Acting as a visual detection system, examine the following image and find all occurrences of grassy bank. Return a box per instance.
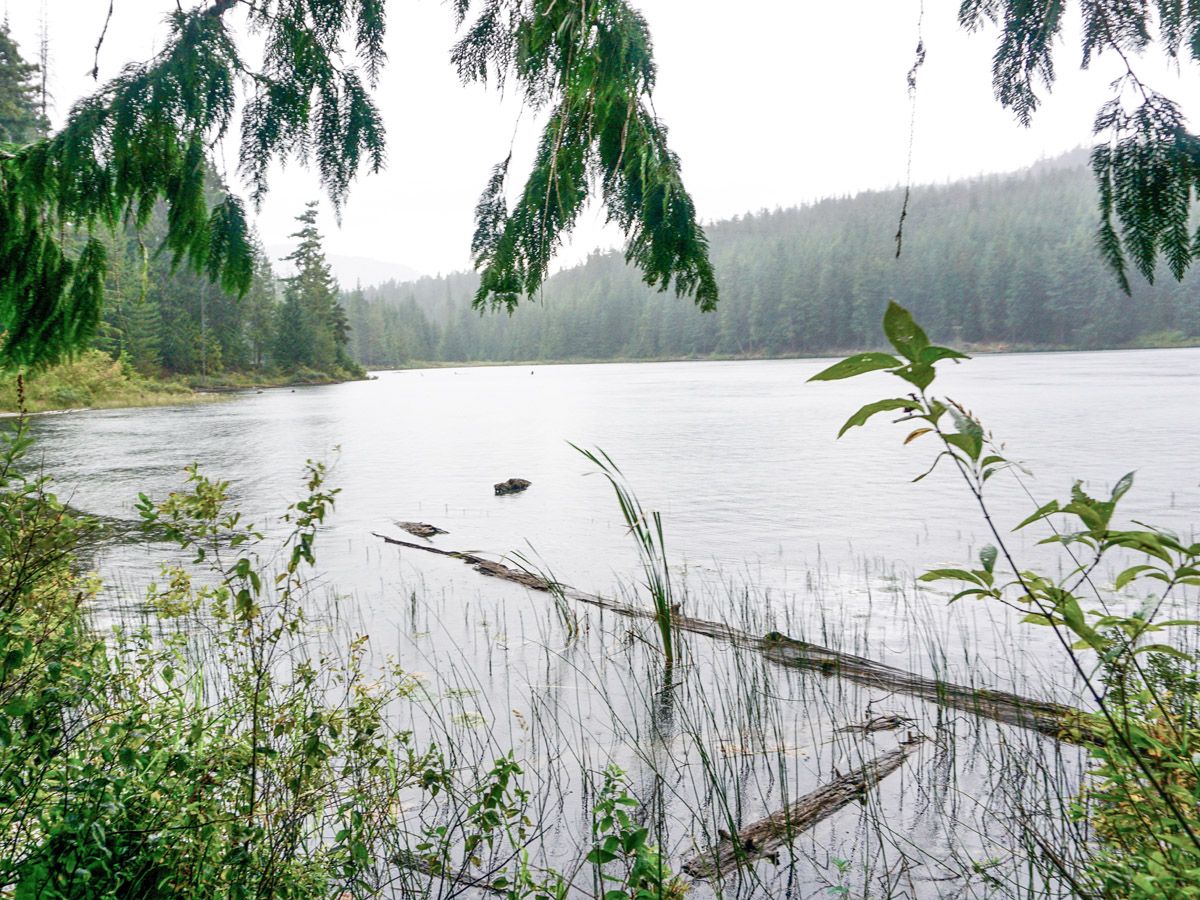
[1,351,367,414]
[1,351,198,413]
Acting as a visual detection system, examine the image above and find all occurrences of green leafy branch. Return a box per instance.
[812,301,1200,881]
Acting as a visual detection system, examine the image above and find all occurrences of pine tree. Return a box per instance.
[0,0,717,370]
[0,22,47,143]
[275,203,349,373]
[243,244,278,370]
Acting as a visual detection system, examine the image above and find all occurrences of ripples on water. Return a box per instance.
[27,348,1200,896]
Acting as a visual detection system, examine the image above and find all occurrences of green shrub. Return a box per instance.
[814,302,1200,897]
[0,415,679,897]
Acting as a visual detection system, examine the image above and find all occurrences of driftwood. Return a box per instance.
[371,533,550,590]
[371,533,1099,744]
[836,714,914,734]
[391,849,504,895]
[681,738,924,879]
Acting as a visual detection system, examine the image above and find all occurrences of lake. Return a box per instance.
[26,347,1200,896]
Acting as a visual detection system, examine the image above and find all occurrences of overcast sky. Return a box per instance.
[6,1,1200,279]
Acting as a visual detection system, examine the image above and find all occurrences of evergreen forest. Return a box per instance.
[346,152,1199,368]
[1,21,360,389]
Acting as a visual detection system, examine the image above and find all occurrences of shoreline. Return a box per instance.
[1,352,368,416]
[370,337,1200,372]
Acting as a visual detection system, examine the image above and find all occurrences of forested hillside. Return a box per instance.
[346,153,1200,367]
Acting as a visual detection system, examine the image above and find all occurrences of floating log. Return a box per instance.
[395,521,448,539]
[494,477,531,496]
[370,533,1099,744]
[681,739,923,879]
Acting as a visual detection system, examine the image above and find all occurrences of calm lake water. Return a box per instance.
[23,348,1200,897]
[33,347,1200,613]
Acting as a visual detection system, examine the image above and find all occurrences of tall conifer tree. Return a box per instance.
[0,22,47,143]
[276,203,352,373]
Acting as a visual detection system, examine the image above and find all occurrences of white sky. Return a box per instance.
[6,1,1200,278]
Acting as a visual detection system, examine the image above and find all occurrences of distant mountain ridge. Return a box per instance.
[341,152,1199,366]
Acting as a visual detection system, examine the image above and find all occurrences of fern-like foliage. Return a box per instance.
[455,0,718,312]
[0,1,386,369]
[1,0,715,368]
[961,0,1200,290]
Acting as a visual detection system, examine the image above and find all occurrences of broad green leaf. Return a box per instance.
[949,588,991,602]
[1110,471,1135,504]
[837,398,917,437]
[949,406,984,439]
[1062,500,1103,532]
[944,432,982,461]
[919,345,970,364]
[979,544,997,573]
[808,352,902,381]
[894,362,935,390]
[919,568,983,584]
[882,301,930,361]
[1059,595,1086,630]
[1114,564,1156,590]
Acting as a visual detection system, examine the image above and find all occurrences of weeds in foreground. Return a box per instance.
[0,414,684,898]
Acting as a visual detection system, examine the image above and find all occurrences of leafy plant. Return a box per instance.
[587,765,686,900]
[0,416,688,897]
[812,301,1200,896]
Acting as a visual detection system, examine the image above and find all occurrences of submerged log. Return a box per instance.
[681,738,923,879]
[391,849,505,895]
[370,533,1100,744]
[494,477,531,495]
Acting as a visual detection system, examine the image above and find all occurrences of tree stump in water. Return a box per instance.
[494,478,531,495]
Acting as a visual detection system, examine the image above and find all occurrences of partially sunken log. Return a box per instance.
[494,477,531,495]
[395,521,448,539]
[391,849,504,895]
[681,739,923,879]
[369,533,1100,745]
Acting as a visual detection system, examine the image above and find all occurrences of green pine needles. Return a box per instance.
[0,0,718,371]
[455,0,718,314]
[962,0,1200,292]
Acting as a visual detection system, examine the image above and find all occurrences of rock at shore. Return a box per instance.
[494,478,531,496]
[395,521,448,539]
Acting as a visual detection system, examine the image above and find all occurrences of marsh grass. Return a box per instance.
[574,444,678,668]
[355,530,1105,897]
[79,474,1113,897]
[0,350,200,413]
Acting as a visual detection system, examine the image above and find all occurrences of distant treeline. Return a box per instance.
[343,153,1200,367]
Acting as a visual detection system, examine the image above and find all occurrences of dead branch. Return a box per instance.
[371,532,1100,744]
